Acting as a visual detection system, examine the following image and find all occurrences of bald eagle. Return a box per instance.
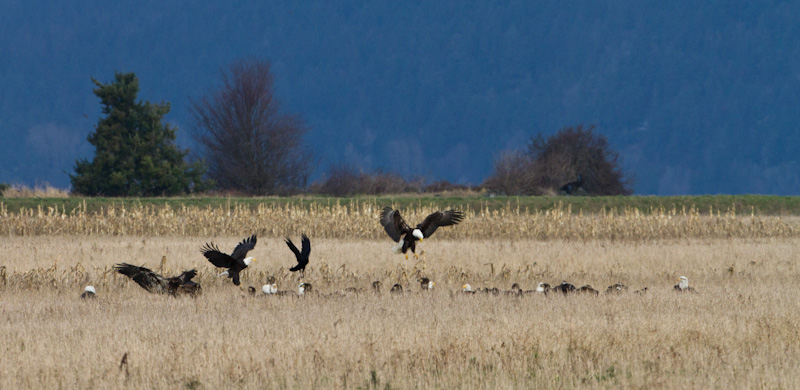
[552,281,576,295]
[81,285,96,299]
[462,284,476,294]
[674,276,696,292]
[390,283,404,294]
[578,285,599,295]
[201,234,257,286]
[114,263,201,296]
[606,283,628,294]
[380,207,464,259]
[536,282,551,294]
[285,234,310,277]
[419,277,435,290]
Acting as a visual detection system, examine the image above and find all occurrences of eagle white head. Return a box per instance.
[412,228,424,241]
[262,284,277,294]
[84,286,96,294]
[462,284,473,292]
[298,283,307,295]
[427,281,435,290]
[678,276,689,290]
[536,283,547,292]
[243,257,255,266]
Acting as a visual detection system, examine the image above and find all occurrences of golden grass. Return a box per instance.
[1,183,70,198]
[1,235,799,389]
[2,200,799,240]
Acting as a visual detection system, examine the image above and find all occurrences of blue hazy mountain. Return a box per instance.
[2,2,798,195]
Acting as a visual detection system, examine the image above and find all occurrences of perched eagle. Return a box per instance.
[285,234,311,277]
[390,284,404,294]
[674,276,696,292]
[81,285,96,299]
[606,283,628,294]
[201,234,257,286]
[551,281,576,295]
[536,282,551,294]
[578,285,599,295]
[419,277,435,290]
[114,263,201,296]
[379,206,464,259]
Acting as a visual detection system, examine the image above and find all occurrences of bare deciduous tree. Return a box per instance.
[191,59,311,195]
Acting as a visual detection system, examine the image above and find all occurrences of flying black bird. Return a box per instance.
[380,206,464,259]
[80,285,96,299]
[114,263,201,296]
[200,234,257,286]
[285,234,310,277]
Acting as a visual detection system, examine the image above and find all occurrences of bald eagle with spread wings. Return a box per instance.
[200,234,257,286]
[379,207,464,259]
[114,263,201,296]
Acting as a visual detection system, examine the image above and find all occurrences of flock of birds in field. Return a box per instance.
[79,206,698,300]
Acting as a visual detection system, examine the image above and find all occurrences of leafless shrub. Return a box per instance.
[191,59,311,195]
[482,150,536,195]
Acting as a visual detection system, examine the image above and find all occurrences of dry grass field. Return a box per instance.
[1,202,800,389]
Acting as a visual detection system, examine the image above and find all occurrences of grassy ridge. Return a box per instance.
[3,194,800,215]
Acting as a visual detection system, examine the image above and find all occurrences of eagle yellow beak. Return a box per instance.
[252,258,257,262]
[419,238,423,242]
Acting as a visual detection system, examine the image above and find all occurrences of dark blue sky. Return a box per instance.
[2,2,799,195]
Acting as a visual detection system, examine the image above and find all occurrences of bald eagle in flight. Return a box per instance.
[201,234,257,286]
[114,263,201,296]
[379,207,464,259]
[285,234,310,277]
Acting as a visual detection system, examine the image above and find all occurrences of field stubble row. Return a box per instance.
[2,200,799,240]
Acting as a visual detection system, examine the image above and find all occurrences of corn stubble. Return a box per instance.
[1,202,799,388]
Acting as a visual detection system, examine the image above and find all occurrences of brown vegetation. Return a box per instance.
[1,200,798,240]
[1,236,799,389]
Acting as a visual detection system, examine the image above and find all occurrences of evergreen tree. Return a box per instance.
[70,73,210,196]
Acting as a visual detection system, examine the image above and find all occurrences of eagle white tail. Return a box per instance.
[392,241,404,254]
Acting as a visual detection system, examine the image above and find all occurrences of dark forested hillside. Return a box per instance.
[1,1,798,194]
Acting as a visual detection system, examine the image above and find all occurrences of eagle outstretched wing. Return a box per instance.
[114,263,166,294]
[418,210,464,238]
[380,207,411,242]
[200,242,236,268]
[230,234,257,261]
